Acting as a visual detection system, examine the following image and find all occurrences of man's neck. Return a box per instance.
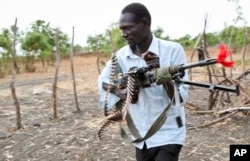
[132,33,153,57]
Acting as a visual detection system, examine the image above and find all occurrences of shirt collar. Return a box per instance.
[147,35,159,56]
[125,35,159,58]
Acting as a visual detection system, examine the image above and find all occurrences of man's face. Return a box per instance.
[119,13,145,46]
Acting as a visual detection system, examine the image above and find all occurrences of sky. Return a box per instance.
[1,0,250,47]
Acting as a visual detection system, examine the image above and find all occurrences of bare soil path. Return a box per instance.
[0,54,249,161]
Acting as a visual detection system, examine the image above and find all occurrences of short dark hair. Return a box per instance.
[121,2,151,25]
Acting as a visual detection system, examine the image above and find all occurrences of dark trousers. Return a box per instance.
[135,143,182,161]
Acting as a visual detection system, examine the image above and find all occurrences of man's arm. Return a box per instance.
[97,60,121,110]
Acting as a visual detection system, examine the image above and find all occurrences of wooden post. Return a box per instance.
[52,28,60,119]
[10,18,22,129]
[70,26,80,111]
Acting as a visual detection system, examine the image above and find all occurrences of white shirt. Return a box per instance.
[98,35,189,149]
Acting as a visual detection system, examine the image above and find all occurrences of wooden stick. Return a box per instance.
[187,111,238,130]
[216,106,250,115]
[10,18,22,129]
[70,26,80,111]
[52,28,60,119]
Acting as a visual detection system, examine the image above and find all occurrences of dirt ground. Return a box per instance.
[0,52,249,161]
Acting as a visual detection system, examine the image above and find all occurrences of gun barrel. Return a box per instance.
[180,58,217,71]
[181,79,240,96]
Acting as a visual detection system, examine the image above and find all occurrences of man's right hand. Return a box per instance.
[141,51,160,69]
[117,75,128,89]
[102,82,127,100]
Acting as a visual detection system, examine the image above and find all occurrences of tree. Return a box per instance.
[152,26,170,40]
[21,20,70,68]
[0,28,13,77]
[153,27,164,39]
[227,0,248,77]
[86,34,106,52]
[86,22,126,56]
[73,44,85,53]
[0,29,12,55]
[21,31,52,53]
[21,31,52,71]
[219,26,244,47]
[204,33,220,46]
[107,23,126,52]
[176,34,194,48]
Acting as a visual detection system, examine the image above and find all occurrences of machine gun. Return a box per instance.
[125,58,239,96]
[124,54,239,129]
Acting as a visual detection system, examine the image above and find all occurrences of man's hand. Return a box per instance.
[141,51,160,69]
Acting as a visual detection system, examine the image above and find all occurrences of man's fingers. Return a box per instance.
[147,61,160,68]
[141,51,159,69]
[141,51,157,60]
[146,55,159,60]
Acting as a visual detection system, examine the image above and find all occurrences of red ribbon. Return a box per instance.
[216,44,234,67]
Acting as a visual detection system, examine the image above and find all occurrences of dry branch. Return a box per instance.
[216,106,250,115]
[192,110,215,114]
[187,111,238,130]
[235,68,250,80]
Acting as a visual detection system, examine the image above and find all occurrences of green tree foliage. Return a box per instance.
[175,34,194,49]
[73,44,85,53]
[86,34,106,52]
[153,27,170,40]
[30,20,70,56]
[21,31,52,53]
[86,21,249,54]
[21,20,70,69]
[0,28,13,76]
[205,33,220,46]
[191,32,220,47]
[219,26,250,47]
[21,31,49,72]
[86,23,126,56]
[0,28,13,56]
[153,27,164,39]
[108,23,126,51]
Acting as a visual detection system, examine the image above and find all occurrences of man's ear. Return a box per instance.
[141,17,149,27]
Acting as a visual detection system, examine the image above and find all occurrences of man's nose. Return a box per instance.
[122,30,128,38]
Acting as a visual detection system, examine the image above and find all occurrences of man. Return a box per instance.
[98,2,189,161]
